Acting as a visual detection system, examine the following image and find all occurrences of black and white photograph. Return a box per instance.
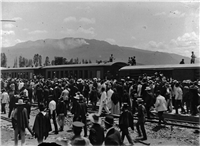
[1,0,200,146]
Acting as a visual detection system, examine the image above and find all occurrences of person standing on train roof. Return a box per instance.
[180,59,185,64]
[191,51,196,64]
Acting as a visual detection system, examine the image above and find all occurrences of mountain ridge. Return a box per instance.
[1,37,196,67]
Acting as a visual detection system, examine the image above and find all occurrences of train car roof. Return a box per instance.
[119,63,200,71]
[0,66,41,71]
[43,61,127,69]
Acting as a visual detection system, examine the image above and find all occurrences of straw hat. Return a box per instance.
[88,113,101,124]
[16,99,25,105]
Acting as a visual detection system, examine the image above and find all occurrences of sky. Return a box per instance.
[1,0,199,57]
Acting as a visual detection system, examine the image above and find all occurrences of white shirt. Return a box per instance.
[1,92,9,104]
[49,100,56,114]
[107,89,114,109]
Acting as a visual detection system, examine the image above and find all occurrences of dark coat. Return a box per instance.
[56,100,67,116]
[119,109,134,130]
[12,106,29,132]
[105,127,122,146]
[137,104,146,123]
[89,123,105,146]
[33,112,52,140]
[111,92,119,105]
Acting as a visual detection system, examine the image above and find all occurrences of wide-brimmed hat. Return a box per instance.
[145,87,151,91]
[136,98,144,103]
[74,95,80,100]
[104,115,114,126]
[16,99,25,105]
[122,103,129,109]
[88,113,101,124]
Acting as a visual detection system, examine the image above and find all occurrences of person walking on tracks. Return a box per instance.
[136,98,147,141]
[32,103,52,144]
[155,90,167,127]
[1,89,9,114]
[11,99,34,146]
[88,113,105,146]
[119,103,134,145]
[104,115,122,146]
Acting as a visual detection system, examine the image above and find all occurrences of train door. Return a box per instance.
[96,70,101,79]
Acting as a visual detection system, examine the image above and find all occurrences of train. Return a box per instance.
[0,62,128,80]
[119,63,200,81]
[1,63,200,81]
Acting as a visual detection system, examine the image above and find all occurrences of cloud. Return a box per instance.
[60,27,95,36]
[14,39,25,44]
[0,30,15,35]
[12,17,22,21]
[23,28,29,31]
[63,16,96,24]
[28,30,47,34]
[155,12,166,16]
[79,17,95,24]
[78,27,95,35]
[131,36,136,40]
[105,38,116,45]
[76,6,92,13]
[3,23,15,29]
[155,10,185,18]
[64,16,77,23]
[171,32,199,47]
[168,10,185,18]
[145,32,199,57]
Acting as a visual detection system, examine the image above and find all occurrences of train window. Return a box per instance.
[74,70,78,78]
[65,71,68,78]
[84,70,88,79]
[61,71,63,78]
[48,71,51,78]
[79,70,83,78]
[56,71,59,78]
[90,71,92,78]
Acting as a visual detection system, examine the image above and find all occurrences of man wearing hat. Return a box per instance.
[136,98,147,140]
[104,115,122,146]
[12,99,34,146]
[70,121,92,146]
[88,113,105,146]
[144,86,154,119]
[119,103,134,145]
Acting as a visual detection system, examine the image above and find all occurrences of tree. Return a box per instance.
[33,54,39,67]
[39,55,42,66]
[1,53,7,67]
[13,57,18,68]
[45,56,50,66]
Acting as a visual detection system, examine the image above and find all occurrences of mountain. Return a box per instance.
[1,37,196,67]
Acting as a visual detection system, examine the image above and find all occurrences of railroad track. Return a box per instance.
[1,115,12,122]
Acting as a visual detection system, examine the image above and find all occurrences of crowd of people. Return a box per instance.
[1,72,200,146]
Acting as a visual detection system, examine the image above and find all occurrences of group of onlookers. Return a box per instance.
[0,72,200,146]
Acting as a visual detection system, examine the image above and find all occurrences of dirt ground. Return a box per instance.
[1,106,199,146]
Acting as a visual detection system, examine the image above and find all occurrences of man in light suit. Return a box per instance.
[155,90,167,126]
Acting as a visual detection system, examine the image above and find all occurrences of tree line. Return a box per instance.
[1,53,93,68]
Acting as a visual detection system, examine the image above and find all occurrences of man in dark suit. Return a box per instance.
[104,115,122,146]
[88,113,104,146]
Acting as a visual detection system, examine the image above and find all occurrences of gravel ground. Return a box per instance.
[1,106,199,146]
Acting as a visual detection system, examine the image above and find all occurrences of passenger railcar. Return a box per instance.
[119,64,200,81]
[42,62,127,79]
[0,67,42,79]
[1,62,127,79]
